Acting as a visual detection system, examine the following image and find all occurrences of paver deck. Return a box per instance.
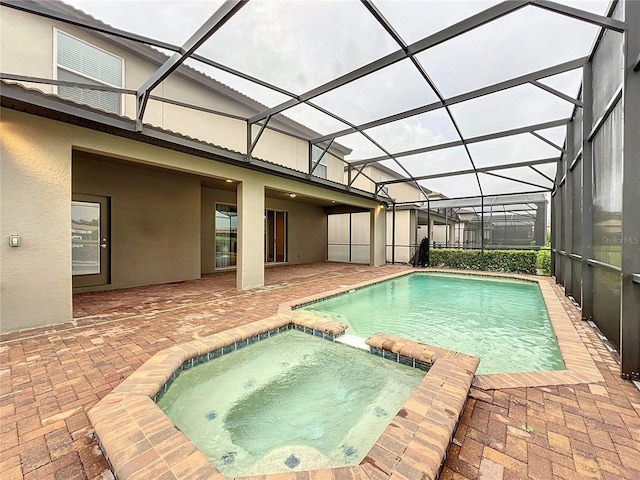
[1,263,639,480]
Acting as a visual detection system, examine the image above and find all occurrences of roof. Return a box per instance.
[6,0,353,157]
[1,0,625,203]
[0,79,373,200]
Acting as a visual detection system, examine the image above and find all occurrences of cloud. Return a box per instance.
[61,0,610,200]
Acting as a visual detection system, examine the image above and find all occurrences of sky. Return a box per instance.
[61,0,613,201]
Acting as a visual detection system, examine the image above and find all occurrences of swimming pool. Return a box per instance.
[156,329,424,476]
[302,272,564,375]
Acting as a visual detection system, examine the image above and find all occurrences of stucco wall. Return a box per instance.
[0,5,347,181]
[201,187,236,274]
[388,181,424,203]
[73,153,202,290]
[265,197,328,265]
[0,7,55,93]
[0,109,72,332]
[0,107,380,332]
[386,210,415,263]
[345,165,424,203]
[200,188,328,274]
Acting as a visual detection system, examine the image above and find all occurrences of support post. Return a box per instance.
[535,202,547,246]
[349,213,353,263]
[428,210,433,246]
[581,60,594,321]
[551,191,556,277]
[481,196,485,268]
[391,203,396,264]
[564,122,574,295]
[448,217,456,248]
[427,205,432,264]
[236,179,264,290]
[370,204,386,266]
[621,0,640,380]
[445,208,449,247]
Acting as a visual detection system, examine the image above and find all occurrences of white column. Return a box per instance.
[370,204,386,266]
[237,179,264,290]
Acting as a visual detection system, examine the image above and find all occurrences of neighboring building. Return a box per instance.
[0,0,388,332]
[331,163,465,264]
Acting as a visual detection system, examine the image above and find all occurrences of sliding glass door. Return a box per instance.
[215,204,238,268]
[265,209,287,264]
[215,205,287,267]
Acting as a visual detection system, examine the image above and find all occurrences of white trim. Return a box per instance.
[53,27,125,115]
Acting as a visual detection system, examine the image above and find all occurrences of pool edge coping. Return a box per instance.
[283,267,603,390]
[88,309,479,480]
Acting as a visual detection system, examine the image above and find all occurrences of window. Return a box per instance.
[311,146,329,179]
[56,30,123,114]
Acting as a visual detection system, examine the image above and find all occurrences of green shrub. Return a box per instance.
[536,248,551,275]
[429,249,538,275]
[429,249,482,270]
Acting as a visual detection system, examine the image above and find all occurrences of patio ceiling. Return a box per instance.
[0,0,626,204]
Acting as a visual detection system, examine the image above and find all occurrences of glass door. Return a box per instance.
[265,209,287,264]
[72,194,110,288]
[215,204,238,268]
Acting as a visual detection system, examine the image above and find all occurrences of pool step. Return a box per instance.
[334,334,370,352]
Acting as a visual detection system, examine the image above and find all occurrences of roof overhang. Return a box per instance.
[0,80,377,202]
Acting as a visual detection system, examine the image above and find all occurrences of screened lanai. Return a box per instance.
[1,0,638,376]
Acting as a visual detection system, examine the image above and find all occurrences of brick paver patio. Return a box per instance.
[1,263,639,479]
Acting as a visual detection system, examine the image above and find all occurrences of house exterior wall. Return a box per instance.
[344,165,425,263]
[350,166,376,194]
[200,188,328,274]
[264,198,328,265]
[326,212,374,264]
[327,214,351,262]
[0,7,56,94]
[352,212,372,264]
[1,107,378,332]
[325,154,345,184]
[386,210,415,263]
[346,165,423,203]
[387,180,423,204]
[0,5,345,180]
[73,153,202,290]
[201,188,236,275]
[1,107,73,333]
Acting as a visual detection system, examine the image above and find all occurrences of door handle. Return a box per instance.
[100,243,107,249]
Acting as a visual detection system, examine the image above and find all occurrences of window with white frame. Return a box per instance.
[311,146,329,179]
[56,30,123,114]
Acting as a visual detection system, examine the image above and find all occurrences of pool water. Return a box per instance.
[157,330,424,476]
[303,273,564,375]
